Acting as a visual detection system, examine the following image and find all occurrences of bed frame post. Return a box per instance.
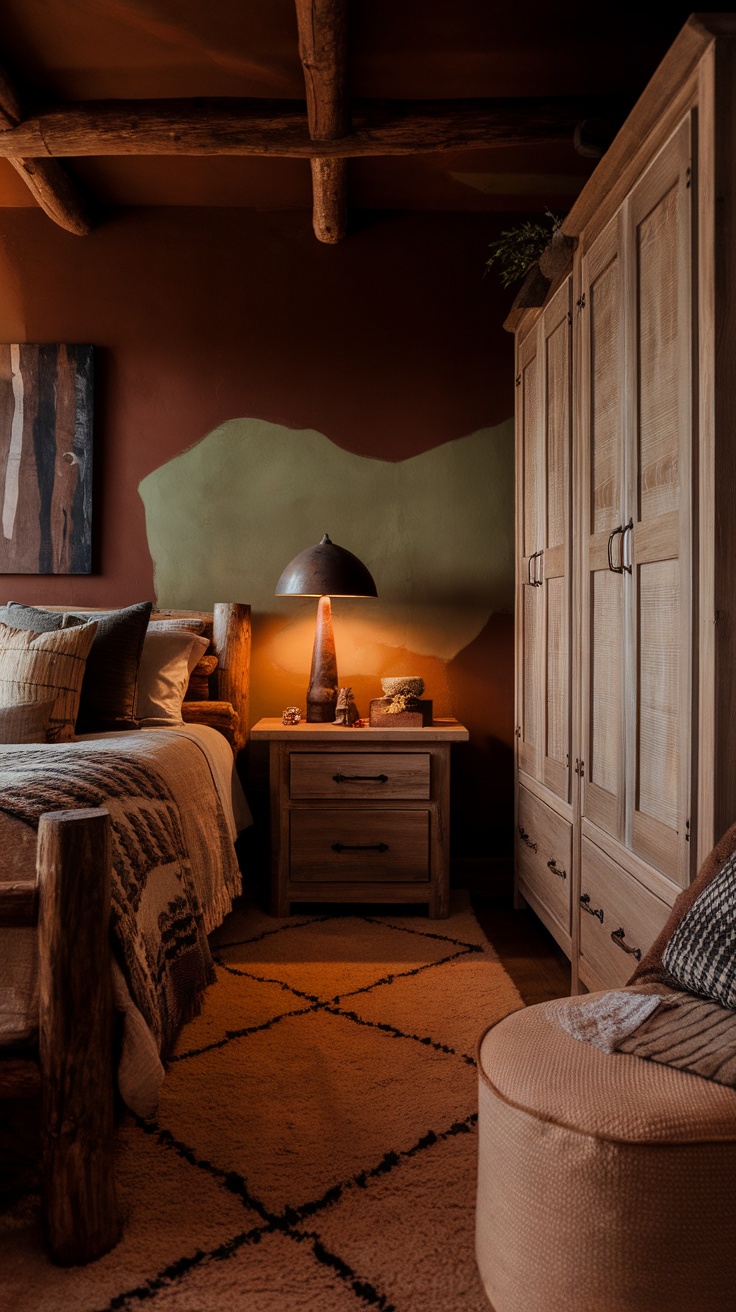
[37,807,121,1265]
[212,601,251,754]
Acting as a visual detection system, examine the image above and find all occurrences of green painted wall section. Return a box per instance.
[139,416,514,665]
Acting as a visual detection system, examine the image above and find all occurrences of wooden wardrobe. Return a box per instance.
[511,15,736,992]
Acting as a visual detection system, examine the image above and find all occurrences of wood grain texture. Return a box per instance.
[516,784,572,947]
[0,96,623,158]
[0,879,37,926]
[212,601,251,752]
[251,717,468,741]
[37,807,120,1266]
[578,836,669,989]
[295,0,350,243]
[0,1056,41,1098]
[290,750,431,799]
[0,344,93,574]
[290,807,430,882]
[0,59,93,235]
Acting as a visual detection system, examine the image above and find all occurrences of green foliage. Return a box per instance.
[486,211,561,289]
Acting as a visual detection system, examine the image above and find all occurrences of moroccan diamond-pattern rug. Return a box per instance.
[1,893,522,1310]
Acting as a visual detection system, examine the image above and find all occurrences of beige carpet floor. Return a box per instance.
[1,893,522,1311]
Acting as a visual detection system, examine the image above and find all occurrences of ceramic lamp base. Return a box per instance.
[306,595,338,723]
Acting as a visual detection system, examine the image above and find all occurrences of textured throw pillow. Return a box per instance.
[65,601,153,731]
[6,600,154,731]
[0,698,55,743]
[0,603,79,633]
[660,852,736,1010]
[0,621,98,741]
[136,631,209,725]
[148,617,206,635]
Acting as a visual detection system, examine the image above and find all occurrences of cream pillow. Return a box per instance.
[0,621,98,742]
[136,631,209,725]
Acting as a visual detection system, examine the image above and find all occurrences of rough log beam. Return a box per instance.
[0,63,94,235]
[295,0,349,243]
[0,96,623,158]
[0,879,38,926]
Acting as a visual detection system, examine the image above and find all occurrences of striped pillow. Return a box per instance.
[662,850,736,1010]
[0,621,98,742]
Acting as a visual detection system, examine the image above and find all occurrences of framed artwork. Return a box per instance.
[0,343,93,574]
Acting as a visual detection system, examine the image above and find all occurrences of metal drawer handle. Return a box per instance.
[611,927,642,960]
[580,893,604,923]
[332,842,389,853]
[518,825,537,852]
[546,858,567,880]
[607,524,624,573]
[332,773,389,783]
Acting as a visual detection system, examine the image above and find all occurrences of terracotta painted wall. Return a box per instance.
[0,205,516,862]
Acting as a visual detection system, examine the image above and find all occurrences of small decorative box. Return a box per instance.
[369,698,433,728]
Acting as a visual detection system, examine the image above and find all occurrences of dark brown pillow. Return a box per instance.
[68,602,153,731]
[629,820,736,988]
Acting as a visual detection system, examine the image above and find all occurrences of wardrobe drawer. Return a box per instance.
[290,752,431,800]
[290,808,429,882]
[516,787,571,937]
[579,838,671,988]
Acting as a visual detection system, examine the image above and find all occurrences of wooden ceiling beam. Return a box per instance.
[0,62,94,236]
[295,0,349,244]
[0,96,624,159]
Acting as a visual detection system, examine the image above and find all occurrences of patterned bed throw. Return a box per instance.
[0,737,239,1056]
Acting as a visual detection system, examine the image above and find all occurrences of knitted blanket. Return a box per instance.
[0,737,237,1056]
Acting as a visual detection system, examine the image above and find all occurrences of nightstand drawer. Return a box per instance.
[290,752,431,800]
[290,809,429,881]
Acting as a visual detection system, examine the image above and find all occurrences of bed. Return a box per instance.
[0,602,251,1265]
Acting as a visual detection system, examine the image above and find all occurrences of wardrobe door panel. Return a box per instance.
[627,118,693,888]
[580,215,626,843]
[542,280,572,802]
[516,329,543,781]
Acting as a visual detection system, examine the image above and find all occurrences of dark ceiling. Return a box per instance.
[0,2,717,216]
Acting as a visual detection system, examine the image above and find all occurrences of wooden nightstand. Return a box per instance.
[250,718,469,918]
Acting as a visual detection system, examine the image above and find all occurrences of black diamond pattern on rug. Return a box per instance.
[1,894,523,1311]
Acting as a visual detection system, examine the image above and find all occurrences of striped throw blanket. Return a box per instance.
[0,741,233,1055]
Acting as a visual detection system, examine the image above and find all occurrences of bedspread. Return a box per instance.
[0,726,245,1111]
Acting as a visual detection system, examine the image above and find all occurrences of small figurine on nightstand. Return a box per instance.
[334,687,360,726]
[282,706,302,725]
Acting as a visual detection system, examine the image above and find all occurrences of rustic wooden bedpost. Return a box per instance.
[212,602,251,754]
[37,807,121,1265]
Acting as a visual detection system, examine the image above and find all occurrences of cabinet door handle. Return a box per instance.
[526,552,537,586]
[533,550,543,587]
[621,518,633,573]
[518,825,537,852]
[580,893,604,922]
[610,927,642,960]
[332,773,389,783]
[607,525,624,573]
[546,858,567,880]
[332,842,389,853]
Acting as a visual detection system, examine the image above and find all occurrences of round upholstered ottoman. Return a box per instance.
[476,999,736,1312]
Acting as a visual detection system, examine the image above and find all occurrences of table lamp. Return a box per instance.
[275,533,377,722]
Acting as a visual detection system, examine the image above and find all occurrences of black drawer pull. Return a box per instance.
[580,893,604,923]
[546,858,567,880]
[611,927,642,960]
[332,842,389,853]
[517,825,537,852]
[332,773,389,784]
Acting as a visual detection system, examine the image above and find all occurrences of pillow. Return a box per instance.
[631,819,736,991]
[0,603,77,633]
[148,617,206,635]
[0,699,55,743]
[6,600,153,731]
[65,602,153,731]
[136,631,209,725]
[0,621,98,741]
[659,852,736,1009]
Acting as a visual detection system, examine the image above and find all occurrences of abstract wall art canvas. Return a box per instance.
[0,344,93,574]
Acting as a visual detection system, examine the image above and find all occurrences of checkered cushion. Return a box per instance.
[662,851,736,1009]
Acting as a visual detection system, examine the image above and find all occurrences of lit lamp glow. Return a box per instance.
[275,533,377,723]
